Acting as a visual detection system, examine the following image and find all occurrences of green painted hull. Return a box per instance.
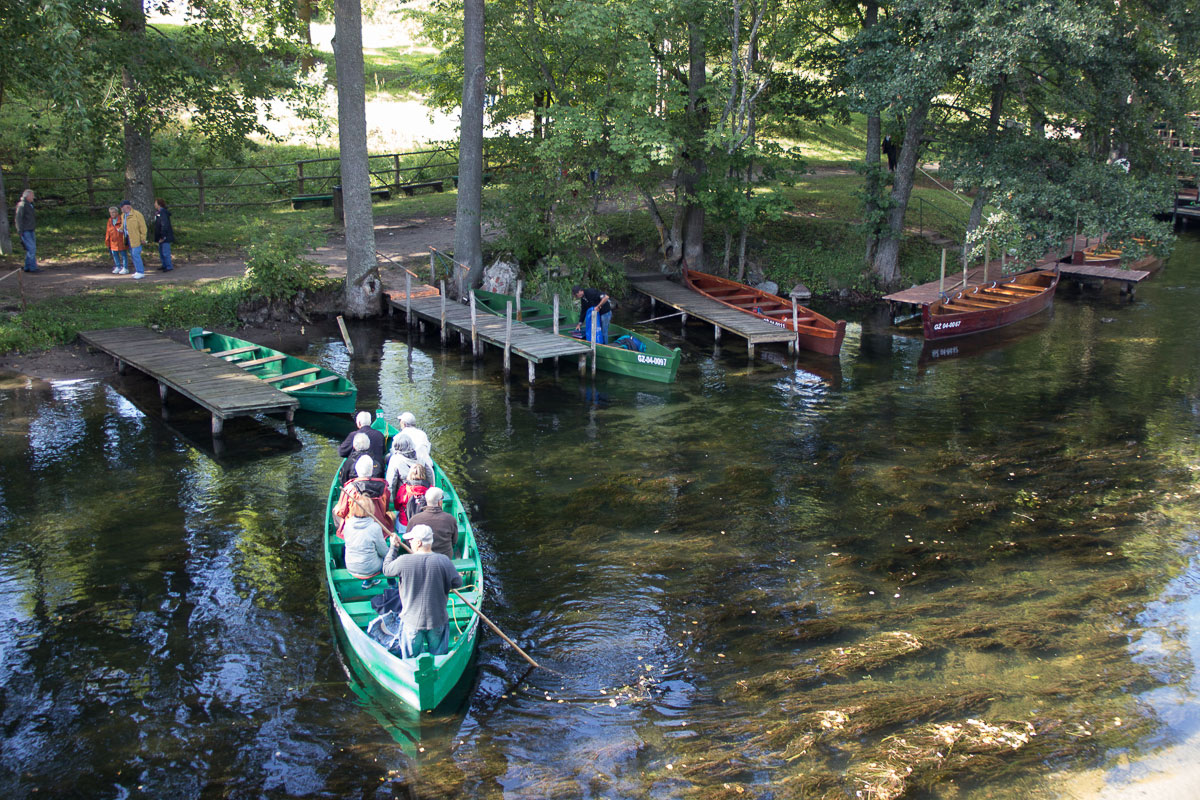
[323,417,483,712]
[473,290,682,383]
[188,327,357,415]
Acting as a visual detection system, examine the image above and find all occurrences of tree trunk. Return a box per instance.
[455,0,486,295]
[298,0,315,72]
[679,20,707,271]
[334,0,381,318]
[861,2,881,269]
[0,165,11,256]
[871,95,931,286]
[121,0,154,216]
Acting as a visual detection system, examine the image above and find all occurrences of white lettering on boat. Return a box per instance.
[930,346,959,359]
[637,354,668,367]
[932,320,962,331]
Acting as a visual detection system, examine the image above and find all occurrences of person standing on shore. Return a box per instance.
[105,207,128,274]
[15,190,38,273]
[152,198,174,272]
[120,200,148,280]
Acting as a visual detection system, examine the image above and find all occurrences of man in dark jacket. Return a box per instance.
[382,524,463,658]
[337,411,386,464]
[405,487,459,559]
[15,190,38,273]
[152,198,175,272]
[572,285,611,343]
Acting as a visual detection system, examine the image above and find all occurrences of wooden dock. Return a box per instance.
[885,259,1152,308]
[387,291,593,381]
[79,327,299,435]
[629,275,795,356]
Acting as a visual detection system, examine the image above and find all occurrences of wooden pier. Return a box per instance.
[79,327,299,435]
[629,275,795,356]
[386,287,593,381]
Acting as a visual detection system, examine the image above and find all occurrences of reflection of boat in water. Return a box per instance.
[753,348,844,388]
[915,308,1053,368]
[324,416,483,712]
[923,270,1059,340]
[682,267,847,356]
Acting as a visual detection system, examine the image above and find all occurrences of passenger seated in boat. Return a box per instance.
[382,524,463,658]
[405,486,458,559]
[342,493,390,589]
[337,410,386,465]
[337,432,383,486]
[397,411,432,460]
[334,455,393,538]
[394,464,430,531]
[385,433,434,495]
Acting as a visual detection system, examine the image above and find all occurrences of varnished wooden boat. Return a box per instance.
[922,269,1059,340]
[682,268,846,356]
[188,327,356,415]
[325,416,483,712]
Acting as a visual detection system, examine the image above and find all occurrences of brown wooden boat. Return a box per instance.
[682,267,847,356]
[922,269,1059,340]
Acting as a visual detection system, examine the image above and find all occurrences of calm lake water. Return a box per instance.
[3,238,1200,799]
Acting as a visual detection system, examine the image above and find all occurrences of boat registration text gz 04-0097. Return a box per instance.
[636,354,669,367]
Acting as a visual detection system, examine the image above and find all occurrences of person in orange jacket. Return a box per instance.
[105,206,128,274]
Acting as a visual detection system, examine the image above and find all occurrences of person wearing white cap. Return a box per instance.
[382,524,463,658]
[397,411,431,461]
[404,486,458,559]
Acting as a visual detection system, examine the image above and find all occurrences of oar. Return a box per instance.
[636,310,685,324]
[390,535,545,671]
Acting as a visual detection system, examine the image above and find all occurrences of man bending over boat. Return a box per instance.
[337,432,384,487]
[334,455,393,538]
[382,524,463,658]
[337,411,386,465]
[572,285,611,344]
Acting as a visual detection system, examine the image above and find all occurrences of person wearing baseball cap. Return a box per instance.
[382,523,463,658]
[397,411,431,461]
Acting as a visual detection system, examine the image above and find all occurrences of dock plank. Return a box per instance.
[629,277,795,347]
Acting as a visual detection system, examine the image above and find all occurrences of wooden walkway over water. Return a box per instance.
[885,259,1154,308]
[386,290,593,381]
[629,275,795,356]
[79,327,298,435]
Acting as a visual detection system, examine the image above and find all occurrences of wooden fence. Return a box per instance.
[5,145,500,214]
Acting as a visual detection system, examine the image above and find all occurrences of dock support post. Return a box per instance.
[552,294,559,336]
[714,324,721,342]
[440,281,447,345]
[212,414,224,436]
[578,354,586,376]
[430,252,436,284]
[515,281,523,322]
[116,358,127,375]
[405,274,413,328]
[528,359,536,383]
[747,340,755,359]
[650,296,656,314]
[469,291,479,359]
[590,310,598,377]
[790,299,799,355]
[159,382,168,404]
[504,301,513,378]
[681,312,688,329]
[285,408,295,424]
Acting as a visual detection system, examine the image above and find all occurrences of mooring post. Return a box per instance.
[528,359,536,383]
[337,315,354,357]
[515,280,523,322]
[504,301,513,378]
[440,281,447,345]
[590,310,598,377]
[470,290,479,359]
[405,273,413,328]
[430,252,436,284]
[552,294,559,336]
[939,249,946,294]
[790,298,799,355]
[984,241,990,283]
[1000,249,1006,274]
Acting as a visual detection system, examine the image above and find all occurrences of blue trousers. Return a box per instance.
[400,624,450,658]
[110,250,127,271]
[129,245,145,275]
[20,231,36,270]
[158,241,173,271]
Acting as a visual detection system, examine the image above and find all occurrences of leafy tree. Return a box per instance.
[453,0,485,293]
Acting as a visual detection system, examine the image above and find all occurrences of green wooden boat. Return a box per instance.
[324,416,483,712]
[188,327,357,415]
[473,289,682,383]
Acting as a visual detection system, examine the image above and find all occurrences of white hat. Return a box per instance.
[403,524,434,545]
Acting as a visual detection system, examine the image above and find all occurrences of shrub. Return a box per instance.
[241,225,328,302]
[147,281,243,329]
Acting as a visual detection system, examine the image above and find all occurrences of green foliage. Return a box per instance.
[240,225,329,303]
[146,283,242,330]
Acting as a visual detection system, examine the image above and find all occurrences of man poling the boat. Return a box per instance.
[381,524,464,658]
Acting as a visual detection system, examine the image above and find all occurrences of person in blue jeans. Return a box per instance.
[153,198,174,272]
[573,285,612,343]
[15,190,38,273]
[381,524,463,658]
[120,200,148,279]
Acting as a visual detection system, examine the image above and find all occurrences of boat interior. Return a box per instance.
[933,276,1050,314]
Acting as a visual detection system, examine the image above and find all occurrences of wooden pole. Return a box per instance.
[430,252,436,284]
[984,240,990,283]
[440,281,447,345]
[939,249,947,294]
[405,273,413,327]
[590,308,598,377]
[790,298,799,355]
[714,324,721,342]
[552,294,559,336]
[528,359,535,383]
[197,169,206,216]
[470,290,479,358]
[504,301,512,378]
[515,280,523,322]
[337,315,354,357]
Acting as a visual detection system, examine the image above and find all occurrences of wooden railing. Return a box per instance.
[4,146,507,214]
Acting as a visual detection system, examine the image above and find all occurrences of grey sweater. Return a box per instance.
[343,516,388,577]
[382,549,463,631]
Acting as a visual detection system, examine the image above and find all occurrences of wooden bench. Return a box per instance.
[264,366,319,383]
[281,374,341,392]
[399,180,444,196]
[290,188,391,209]
[212,345,259,358]
[238,354,287,368]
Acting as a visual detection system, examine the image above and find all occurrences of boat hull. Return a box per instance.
[922,270,1059,341]
[682,268,847,356]
[473,290,682,383]
[324,417,483,712]
[188,328,357,415]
